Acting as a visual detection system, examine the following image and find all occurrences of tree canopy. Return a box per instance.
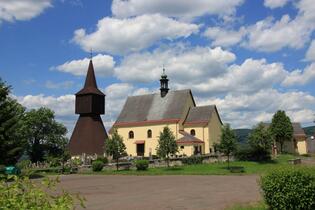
[156,127,178,167]
[0,79,26,165]
[270,110,293,153]
[21,107,68,163]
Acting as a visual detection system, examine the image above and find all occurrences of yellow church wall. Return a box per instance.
[183,126,207,154]
[115,123,179,156]
[208,110,222,153]
[297,141,307,154]
[178,145,195,156]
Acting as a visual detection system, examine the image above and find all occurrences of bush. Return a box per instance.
[95,156,108,164]
[181,156,203,165]
[0,176,85,209]
[92,160,103,172]
[235,144,271,162]
[261,168,315,210]
[16,160,31,169]
[135,160,149,170]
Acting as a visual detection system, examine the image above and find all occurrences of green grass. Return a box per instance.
[226,201,267,210]
[79,154,315,176]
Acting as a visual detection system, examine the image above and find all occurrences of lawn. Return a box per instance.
[79,154,315,176]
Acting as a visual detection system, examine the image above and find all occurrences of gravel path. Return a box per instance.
[58,175,261,210]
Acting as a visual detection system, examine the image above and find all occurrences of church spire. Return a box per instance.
[160,67,169,97]
[76,60,104,96]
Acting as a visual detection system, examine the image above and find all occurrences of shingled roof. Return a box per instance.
[114,89,194,126]
[184,105,222,126]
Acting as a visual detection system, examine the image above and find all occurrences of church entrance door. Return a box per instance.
[137,143,145,156]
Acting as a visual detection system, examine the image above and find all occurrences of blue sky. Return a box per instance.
[1,0,315,134]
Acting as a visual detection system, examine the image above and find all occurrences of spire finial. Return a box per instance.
[162,64,166,76]
[90,48,93,60]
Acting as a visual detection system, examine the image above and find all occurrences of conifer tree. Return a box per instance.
[156,127,178,167]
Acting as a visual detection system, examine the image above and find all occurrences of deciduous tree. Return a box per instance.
[156,127,178,167]
[270,110,293,153]
[105,130,126,171]
[215,124,237,169]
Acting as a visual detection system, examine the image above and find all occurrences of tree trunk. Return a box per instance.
[166,155,169,167]
[227,155,230,169]
[280,142,283,153]
[116,157,119,171]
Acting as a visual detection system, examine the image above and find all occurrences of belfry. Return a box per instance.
[69,59,108,156]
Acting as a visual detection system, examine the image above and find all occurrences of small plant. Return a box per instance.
[92,160,104,172]
[135,160,149,170]
[181,156,203,165]
[16,159,32,169]
[261,168,315,210]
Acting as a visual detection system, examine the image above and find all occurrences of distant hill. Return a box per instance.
[303,126,315,137]
[233,129,252,144]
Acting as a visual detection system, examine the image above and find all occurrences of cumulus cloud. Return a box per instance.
[242,0,315,52]
[197,89,315,128]
[0,0,52,23]
[305,40,315,62]
[282,63,315,86]
[203,26,246,47]
[115,45,236,83]
[111,0,244,21]
[72,14,199,55]
[53,54,115,77]
[264,0,289,9]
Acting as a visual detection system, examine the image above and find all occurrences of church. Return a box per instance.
[111,70,223,157]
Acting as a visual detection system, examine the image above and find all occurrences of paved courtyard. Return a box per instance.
[58,175,261,210]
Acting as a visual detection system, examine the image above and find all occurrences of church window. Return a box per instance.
[147,129,152,138]
[129,131,134,139]
[190,129,196,136]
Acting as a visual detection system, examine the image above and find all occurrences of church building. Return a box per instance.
[111,70,223,157]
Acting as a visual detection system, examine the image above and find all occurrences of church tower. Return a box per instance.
[69,60,108,156]
[160,68,169,97]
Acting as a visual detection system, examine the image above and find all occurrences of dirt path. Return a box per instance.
[58,175,261,210]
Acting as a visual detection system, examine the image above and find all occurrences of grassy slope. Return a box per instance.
[303,126,315,136]
[80,155,315,176]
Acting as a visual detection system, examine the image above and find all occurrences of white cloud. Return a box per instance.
[115,45,236,83]
[305,40,315,62]
[45,80,74,89]
[53,54,115,77]
[282,63,315,86]
[204,26,246,47]
[242,0,315,52]
[197,89,315,128]
[72,14,199,55]
[111,0,244,21]
[264,0,289,9]
[175,58,287,94]
[0,0,52,22]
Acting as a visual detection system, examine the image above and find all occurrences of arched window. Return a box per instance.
[147,129,152,138]
[190,129,196,136]
[129,131,134,139]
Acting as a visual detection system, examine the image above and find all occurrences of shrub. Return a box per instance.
[95,156,108,164]
[261,168,315,210]
[0,175,85,209]
[92,160,103,172]
[16,160,32,169]
[135,160,149,170]
[181,156,203,165]
[235,144,271,162]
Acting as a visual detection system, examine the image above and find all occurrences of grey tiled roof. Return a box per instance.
[184,105,216,124]
[115,89,193,124]
[177,131,204,144]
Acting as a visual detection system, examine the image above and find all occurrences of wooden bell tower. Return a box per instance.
[69,60,108,156]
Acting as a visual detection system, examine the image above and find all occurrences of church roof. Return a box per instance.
[184,105,222,126]
[76,60,105,96]
[177,131,204,144]
[114,89,194,126]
